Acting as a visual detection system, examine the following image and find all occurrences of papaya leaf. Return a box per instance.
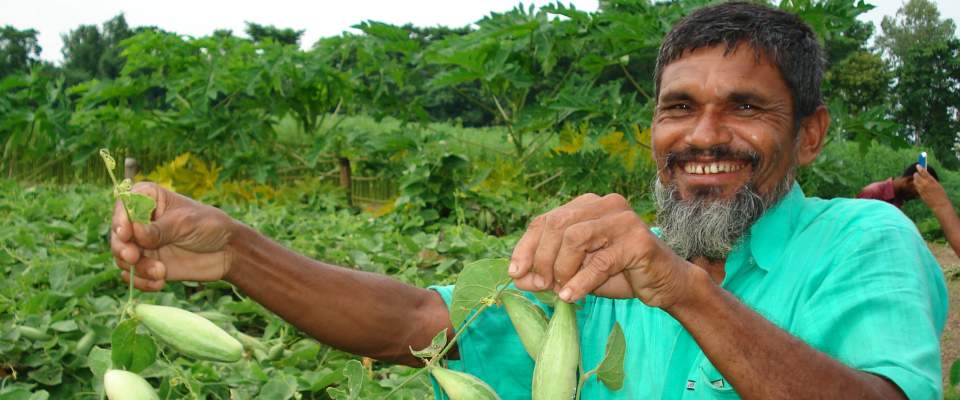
[596,322,626,391]
[110,319,157,373]
[449,258,511,329]
[410,329,447,359]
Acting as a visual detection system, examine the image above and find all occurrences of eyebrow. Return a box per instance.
[659,90,772,106]
[658,91,694,104]
[727,91,770,105]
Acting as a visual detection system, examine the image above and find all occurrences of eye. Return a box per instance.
[733,103,762,116]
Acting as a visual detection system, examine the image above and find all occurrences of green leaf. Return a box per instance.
[110,319,157,373]
[87,346,112,399]
[950,358,960,386]
[410,329,447,359]
[99,149,117,172]
[258,371,299,400]
[27,365,62,386]
[449,258,511,329]
[596,322,626,391]
[326,359,365,400]
[119,192,156,225]
[50,320,78,332]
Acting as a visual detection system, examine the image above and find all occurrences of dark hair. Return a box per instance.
[653,2,825,122]
[903,162,939,181]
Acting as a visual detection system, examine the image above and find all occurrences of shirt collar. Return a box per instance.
[745,182,806,272]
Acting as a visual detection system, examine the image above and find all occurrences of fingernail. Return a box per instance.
[534,275,546,289]
[559,287,573,302]
[508,262,518,275]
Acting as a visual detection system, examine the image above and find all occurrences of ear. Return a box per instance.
[795,106,829,166]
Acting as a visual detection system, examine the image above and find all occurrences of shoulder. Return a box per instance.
[798,195,916,238]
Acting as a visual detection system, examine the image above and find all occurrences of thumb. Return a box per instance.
[131,209,182,250]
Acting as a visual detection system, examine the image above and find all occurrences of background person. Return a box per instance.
[856,162,937,208]
[858,162,960,257]
[913,165,960,257]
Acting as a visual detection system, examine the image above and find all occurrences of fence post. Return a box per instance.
[338,156,353,207]
[124,157,138,181]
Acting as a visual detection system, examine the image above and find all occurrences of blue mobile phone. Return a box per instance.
[918,152,927,168]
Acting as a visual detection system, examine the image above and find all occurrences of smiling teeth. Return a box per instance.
[684,162,744,175]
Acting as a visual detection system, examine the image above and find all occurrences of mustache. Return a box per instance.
[665,146,761,169]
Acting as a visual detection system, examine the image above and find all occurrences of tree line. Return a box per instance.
[0,0,957,184]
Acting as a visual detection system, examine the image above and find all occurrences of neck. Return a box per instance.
[691,256,726,283]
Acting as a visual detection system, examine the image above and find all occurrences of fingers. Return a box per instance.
[116,254,167,279]
[510,193,631,290]
[510,194,600,288]
[558,248,623,302]
[111,231,141,265]
[552,219,610,285]
[121,270,166,292]
[131,207,185,250]
[112,200,132,241]
[510,215,546,281]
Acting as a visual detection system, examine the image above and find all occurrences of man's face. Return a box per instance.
[652,44,799,201]
[651,43,810,261]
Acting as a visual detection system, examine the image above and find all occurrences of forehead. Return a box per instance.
[658,44,790,100]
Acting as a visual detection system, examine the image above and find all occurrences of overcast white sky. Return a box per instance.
[2,0,958,64]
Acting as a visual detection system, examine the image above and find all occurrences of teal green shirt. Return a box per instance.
[431,184,948,399]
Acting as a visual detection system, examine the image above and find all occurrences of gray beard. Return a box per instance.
[654,173,794,262]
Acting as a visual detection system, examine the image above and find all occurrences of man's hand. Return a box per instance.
[111,182,238,291]
[914,167,951,210]
[508,193,697,308]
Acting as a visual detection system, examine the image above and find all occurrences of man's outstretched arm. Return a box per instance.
[111,182,452,367]
[225,223,453,366]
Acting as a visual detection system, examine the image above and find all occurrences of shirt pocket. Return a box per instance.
[694,360,741,400]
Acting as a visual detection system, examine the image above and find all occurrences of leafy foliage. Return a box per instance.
[893,38,960,167]
[0,179,513,397]
[876,0,957,65]
[60,14,136,84]
[0,26,42,78]
[824,51,893,113]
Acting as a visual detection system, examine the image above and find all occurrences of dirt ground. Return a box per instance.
[930,241,960,389]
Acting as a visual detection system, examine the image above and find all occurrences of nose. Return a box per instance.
[685,108,733,150]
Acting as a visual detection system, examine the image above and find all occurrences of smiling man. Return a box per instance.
[110,2,947,399]
[503,2,948,399]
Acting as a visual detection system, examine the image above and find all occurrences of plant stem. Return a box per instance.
[576,370,597,400]
[383,303,491,399]
[385,281,511,399]
[619,64,650,101]
[126,265,136,315]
